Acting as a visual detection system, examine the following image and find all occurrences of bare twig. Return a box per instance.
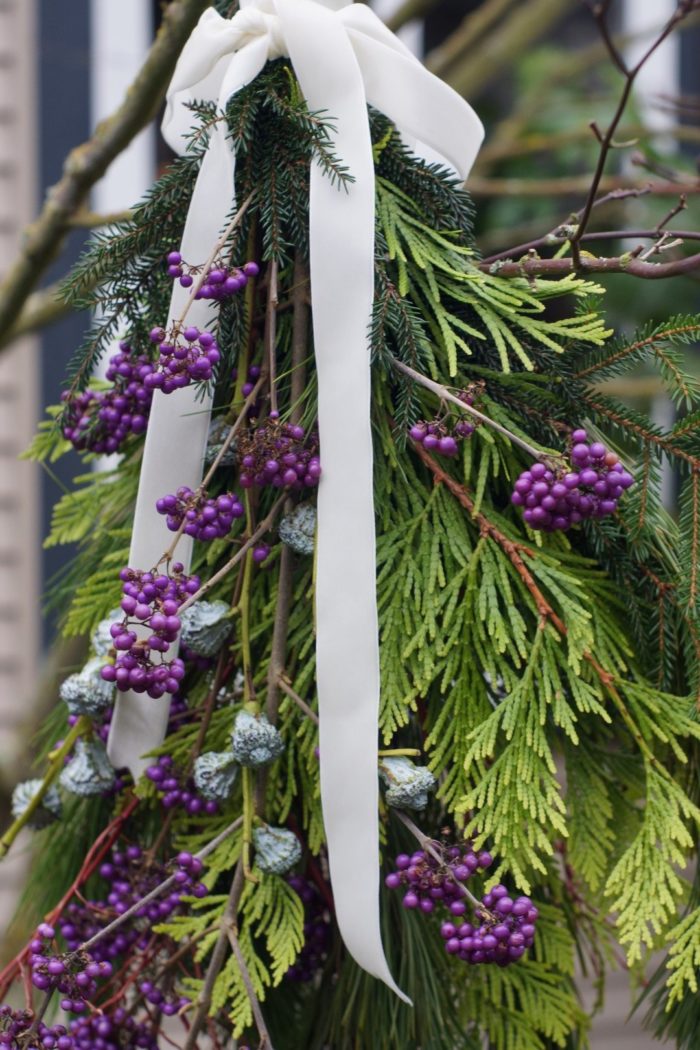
[173,496,285,615]
[278,676,319,726]
[481,251,700,280]
[391,358,561,462]
[0,0,210,337]
[265,259,280,416]
[183,863,246,1050]
[467,175,699,198]
[224,922,274,1048]
[569,1,698,266]
[482,227,700,265]
[78,818,243,956]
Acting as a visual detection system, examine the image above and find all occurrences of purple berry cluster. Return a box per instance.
[237,419,321,491]
[58,845,207,964]
[408,384,484,457]
[166,249,259,301]
[0,1004,78,1050]
[385,841,537,967]
[386,845,493,917]
[409,421,463,458]
[145,325,221,392]
[29,923,111,1014]
[68,1010,160,1050]
[61,343,154,455]
[100,563,200,699]
[286,876,332,982]
[439,883,538,966]
[511,428,634,532]
[145,755,219,815]
[156,486,244,540]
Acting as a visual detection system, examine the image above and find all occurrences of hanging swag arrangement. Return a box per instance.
[3,2,700,1049]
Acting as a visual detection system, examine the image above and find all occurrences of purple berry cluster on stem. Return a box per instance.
[145,755,219,815]
[0,1003,80,1050]
[58,845,207,964]
[511,428,634,531]
[28,923,111,1015]
[100,563,200,699]
[156,486,244,541]
[145,325,221,392]
[61,343,154,455]
[385,841,538,967]
[166,249,259,301]
[439,883,538,966]
[237,418,321,491]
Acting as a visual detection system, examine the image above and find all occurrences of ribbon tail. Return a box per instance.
[107,133,234,777]
[277,0,409,1003]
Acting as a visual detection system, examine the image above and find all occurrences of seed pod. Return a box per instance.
[253,826,302,874]
[11,779,62,828]
[193,751,238,801]
[278,503,316,556]
[60,739,116,796]
[378,757,436,811]
[230,710,284,767]
[59,657,115,716]
[180,600,231,658]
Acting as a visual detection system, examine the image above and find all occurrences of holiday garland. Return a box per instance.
[1,51,700,1050]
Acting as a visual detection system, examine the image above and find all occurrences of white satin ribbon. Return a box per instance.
[108,0,483,999]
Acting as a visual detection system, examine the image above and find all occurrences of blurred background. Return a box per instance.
[0,1,698,1045]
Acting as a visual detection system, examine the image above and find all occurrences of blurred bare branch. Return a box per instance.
[0,0,210,342]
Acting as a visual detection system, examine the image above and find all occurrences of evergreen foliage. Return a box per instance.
[8,57,700,1049]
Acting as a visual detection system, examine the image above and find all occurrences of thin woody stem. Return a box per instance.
[277,676,319,725]
[265,259,280,416]
[0,717,91,860]
[158,371,268,567]
[176,496,285,617]
[224,923,274,1049]
[182,863,246,1050]
[391,357,560,463]
[77,818,242,956]
[392,810,486,913]
[173,193,254,331]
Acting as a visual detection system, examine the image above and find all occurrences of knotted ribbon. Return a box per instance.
[108,0,483,998]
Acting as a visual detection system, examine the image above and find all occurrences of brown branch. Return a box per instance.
[224,922,274,1049]
[183,863,246,1050]
[482,250,700,280]
[467,175,700,198]
[0,0,210,337]
[482,228,700,266]
[384,0,442,33]
[412,442,664,759]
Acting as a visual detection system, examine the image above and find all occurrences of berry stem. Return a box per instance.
[238,494,256,706]
[176,495,285,617]
[393,809,486,913]
[241,768,257,884]
[75,817,243,956]
[182,863,246,1050]
[278,676,319,725]
[174,192,254,332]
[0,716,91,860]
[158,371,268,568]
[265,258,279,416]
[224,920,274,1049]
[391,357,562,463]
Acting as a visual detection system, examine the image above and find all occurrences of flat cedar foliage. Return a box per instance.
[7,55,700,1050]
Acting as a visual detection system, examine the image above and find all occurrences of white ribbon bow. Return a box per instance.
[108,0,483,999]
